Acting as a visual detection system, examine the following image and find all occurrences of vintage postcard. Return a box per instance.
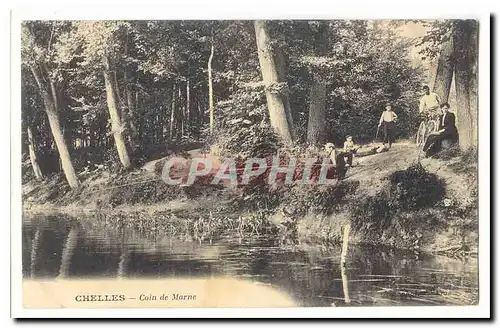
[10,5,491,319]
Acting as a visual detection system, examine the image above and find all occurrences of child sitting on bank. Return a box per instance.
[342,135,359,167]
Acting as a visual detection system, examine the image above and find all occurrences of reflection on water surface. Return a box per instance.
[22,215,478,307]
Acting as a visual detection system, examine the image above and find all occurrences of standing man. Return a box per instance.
[378,103,398,149]
[419,85,441,117]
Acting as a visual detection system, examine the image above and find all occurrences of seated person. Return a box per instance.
[423,103,459,157]
[324,142,347,180]
[342,135,360,167]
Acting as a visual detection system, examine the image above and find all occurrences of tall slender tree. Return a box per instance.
[22,23,80,189]
[58,21,134,169]
[208,37,215,135]
[26,126,44,180]
[254,20,295,143]
[22,79,45,180]
[103,55,132,168]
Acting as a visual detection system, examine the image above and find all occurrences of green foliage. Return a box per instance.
[107,180,179,206]
[415,20,454,59]
[283,20,424,144]
[434,145,478,176]
[213,88,283,158]
[350,162,446,235]
[212,20,424,151]
[23,20,432,202]
[443,198,478,250]
[416,19,478,60]
[388,162,446,211]
[283,180,360,215]
[350,193,394,233]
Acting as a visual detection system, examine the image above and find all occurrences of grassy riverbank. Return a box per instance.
[297,143,478,256]
[22,142,478,256]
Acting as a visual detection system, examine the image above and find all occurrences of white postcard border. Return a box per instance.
[9,1,492,319]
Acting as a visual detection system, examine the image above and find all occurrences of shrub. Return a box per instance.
[283,180,359,215]
[349,163,446,236]
[433,144,461,160]
[388,162,445,211]
[213,89,283,158]
[350,193,393,233]
[108,180,181,206]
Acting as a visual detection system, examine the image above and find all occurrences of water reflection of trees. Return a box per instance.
[57,226,79,279]
[22,215,478,306]
[23,217,70,278]
[29,228,41,279]
[23,216,226,279]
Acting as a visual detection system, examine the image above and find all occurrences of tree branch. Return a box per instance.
[47,22,56,54]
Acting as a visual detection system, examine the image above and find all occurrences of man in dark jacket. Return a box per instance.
[423,103,459,157]
[325,142,347,180]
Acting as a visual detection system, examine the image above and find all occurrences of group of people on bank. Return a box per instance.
[323,85,460,180]
[418,85,459,156]
[377,85,459,155]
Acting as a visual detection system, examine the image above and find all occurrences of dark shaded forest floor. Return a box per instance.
[22,140,478,256]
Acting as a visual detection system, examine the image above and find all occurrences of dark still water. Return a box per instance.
[22,215,478,307]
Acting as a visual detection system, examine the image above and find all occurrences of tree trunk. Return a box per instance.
[158,103,164,142]
[208,40,215,135]
[103,56,132,169]
[469,22,479,147]
[454,72,473,150]
[433,38,454,103]
[307,81,327,145]
[180,83,185,138]
[27,126,43,180]
[197,101,202,136]
[124,73,138,145]
[29,65,80,189]
[113,71,124,119]
[307,22,330,145]
[198,102,202,126]
[135,91,142,144]
[186,79,190,132]
[453,21,478,150]
[177,84,183,139]
[48,112,75,180]
[89,129,94,148]
[170,85,176,141]
[254,20,295,142]
[55,84,73,154]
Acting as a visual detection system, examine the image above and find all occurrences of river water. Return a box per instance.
[22,215,478,307]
